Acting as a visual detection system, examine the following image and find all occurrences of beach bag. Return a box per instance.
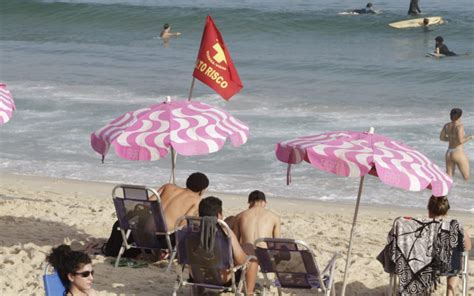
[102,220,141,258]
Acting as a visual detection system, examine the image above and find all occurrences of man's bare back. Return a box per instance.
[158,183,202,230]
[235,206,280,248]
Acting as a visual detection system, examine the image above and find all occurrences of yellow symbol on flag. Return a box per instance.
[212,43,227,65]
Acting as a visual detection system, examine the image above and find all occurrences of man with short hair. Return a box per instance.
[198,196,258,295]
[156,172,209,230]
[232,190,281,252]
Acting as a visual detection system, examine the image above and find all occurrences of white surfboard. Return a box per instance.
[389,16,444,29]
[425,52,446,58]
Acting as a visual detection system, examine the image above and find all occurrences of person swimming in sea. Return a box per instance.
[434,36,457,56]
[439,108,473,181]
[351,2,378,14]
[160,23,181,47]
[422,18,431,32]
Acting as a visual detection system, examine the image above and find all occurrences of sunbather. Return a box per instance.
[155,172,209,230]
[47,244,96,296]
[230,190,281,253]
[199,196,259,295]
[427,195,471,296]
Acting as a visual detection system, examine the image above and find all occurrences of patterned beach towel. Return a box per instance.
[377,217,464,295]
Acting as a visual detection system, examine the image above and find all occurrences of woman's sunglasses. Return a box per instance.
[73,270,94,278]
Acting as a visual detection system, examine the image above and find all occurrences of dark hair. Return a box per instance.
[47,245,92,290]
[198,196,222,217]
[450,108,462,121]
[427,195,450,217]
[366,2,373,8]
[248,190,266,203]
[163,23,170,29]
[186,172,209,193]
[423,18,429,25]
[435,36,444,43]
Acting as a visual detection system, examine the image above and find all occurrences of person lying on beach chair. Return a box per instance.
[154,172,209,231]
[172,196,258,295]
[378,195,471,296]
[227,190,281,255]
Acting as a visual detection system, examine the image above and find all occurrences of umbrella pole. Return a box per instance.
[187,77,196,101]
[341,175,366,296]
[169,147,177,184]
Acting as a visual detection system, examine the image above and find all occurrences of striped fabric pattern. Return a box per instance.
[0,84,15,125]
[276,131,452,196]
[91,99,249,161]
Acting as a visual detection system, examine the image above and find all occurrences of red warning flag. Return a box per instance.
[192,15,243,100]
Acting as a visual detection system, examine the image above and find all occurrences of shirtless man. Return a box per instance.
[440,108,473,180]
[232,190,281,253]
[160,23,181,38]
[198,196,258,295]
[156,172,209,230]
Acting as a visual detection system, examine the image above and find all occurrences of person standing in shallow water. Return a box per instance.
[408,0,421,15]
[439,108,474,180]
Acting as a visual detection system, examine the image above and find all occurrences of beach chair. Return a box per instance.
[43,264,66,296]
[380,217,468,296]
[171,216,256,296]
[254,237,340,296]
[112,184,175,268]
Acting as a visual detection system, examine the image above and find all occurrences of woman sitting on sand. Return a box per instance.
[47,244,96,296]
[439,108,473,180]
[427,195,471,296]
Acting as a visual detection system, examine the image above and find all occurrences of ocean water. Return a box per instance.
[1,0,473,211]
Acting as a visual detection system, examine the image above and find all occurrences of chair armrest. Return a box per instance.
[321,252,341,276]
[232,255,257,272]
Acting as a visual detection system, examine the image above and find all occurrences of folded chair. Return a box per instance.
[43,264,66,296]
[112,184,175,268]
[379,217,468,296]
[171,216,256,296]
[254,237,340,296]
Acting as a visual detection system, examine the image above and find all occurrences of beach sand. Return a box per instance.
[0,172,472,295]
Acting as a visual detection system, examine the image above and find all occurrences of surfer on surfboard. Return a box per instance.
[351,3,378,14]
[435,36,457,56]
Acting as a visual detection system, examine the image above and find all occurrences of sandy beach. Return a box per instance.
[0,172,472,295]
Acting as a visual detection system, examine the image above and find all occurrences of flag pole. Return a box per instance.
[187,77,196,101]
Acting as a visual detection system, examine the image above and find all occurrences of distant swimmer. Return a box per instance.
[351,2,379,14]
[408,0,421,15]
[160,23,181,38]
[439,108,473,181]
[160,23,181,47]
[422,18,431,32]
[435,36,457,56]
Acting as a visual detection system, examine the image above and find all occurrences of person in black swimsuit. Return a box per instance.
[435,36,457,56]
[352,2,377,14]
[408,0,421,15]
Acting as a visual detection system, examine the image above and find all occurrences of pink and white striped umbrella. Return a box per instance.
[276,129,452,295]
[0,84,16,125]
[91,99,249,162]
[276,130,452,196]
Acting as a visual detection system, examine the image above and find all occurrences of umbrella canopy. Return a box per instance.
[91,98,249,181]
[276,130,451,196]
[0,84,16,125]
[275,129,452,295]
